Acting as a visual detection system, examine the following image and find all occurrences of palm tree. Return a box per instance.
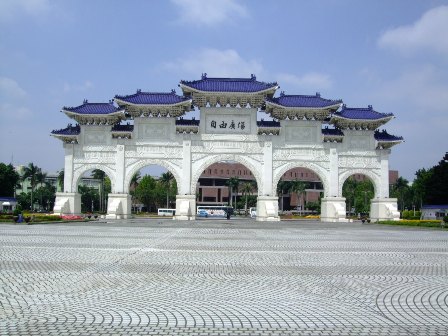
[290,179,307,214]
[160,172,174,208]
[241,181,255,215]
[57,169,64,192]
[227,177,240,208]
[22,163,42,211]
[36,171,47,211]
[91,169,106,212]
[342,177,358,216]
[277,179,292,212]
[392,177,409,211]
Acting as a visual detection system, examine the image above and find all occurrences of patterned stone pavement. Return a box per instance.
[0,219,447,335]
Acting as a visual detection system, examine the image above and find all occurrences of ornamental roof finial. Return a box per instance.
[368,104,372,109]
[137,89,141,93]
[83,99,88,104]
[171,89,176,94]
[201,73,207,80]
[316,92,321,97]
[280,91,285,96]
[251,74,256,80]
[342,103,347,108]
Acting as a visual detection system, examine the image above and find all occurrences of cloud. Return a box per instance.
[0,77,27,98]
[63,80,94,93]
[378,5,448,55]
[171,0,247,26]
[0,103,32,120]
[0,0,51,23]
[162,48,263,78]
[371,64,448,113]
[276,72,333,92]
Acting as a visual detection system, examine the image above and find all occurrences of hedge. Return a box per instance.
[378,219,446,229]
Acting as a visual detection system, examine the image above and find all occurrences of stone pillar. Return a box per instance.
[114,144,125,193]
[321,197,348,222]
[370,198,400,221]
[63,143,75,193]
[106,193,132,219]
[370,149,400,221]
[53,192,81,216]
[256,196,280,221]
[255,141,279,221]
[174,140,196,220]
[320,146,348,222]
[54,143,81,215]
[174,194,196,220]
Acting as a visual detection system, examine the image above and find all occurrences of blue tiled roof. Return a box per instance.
[0,197,16,202]
[257,120,280,127]
[421,205,448,209]
[180,74,278,93]
[334,105,394,120]
[267,92,342,108]
[111,124,134,132]
[176,118,200,126]
[374,129,403,141]
[51,124,80,135]
[322,127,344,136]
[63,100,123,115]
[114,89,190,105]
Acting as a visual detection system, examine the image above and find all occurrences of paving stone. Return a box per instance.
[0,220,447,335]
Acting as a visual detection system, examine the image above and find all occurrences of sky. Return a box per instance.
[0,0,447,182]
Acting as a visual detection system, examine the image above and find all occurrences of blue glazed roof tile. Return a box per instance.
[51,124,80,135]
[257,120,280,127]
[63,100,123,115]
[114,89,190,105]
[334,105,394,120]
[111,124,134,132]
[374,129,403,141]
[267,92,342,108]
[322,127,344,136]
[180,74,278,93]
[176,118,200,126]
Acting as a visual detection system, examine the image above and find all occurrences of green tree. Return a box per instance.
[22,163,42,211]
[240,181,255,214]
[57,169,64,192]
[226,177,240,208]
[342,177,358,216]
[0,163,20,197]
[78,184,99,213]
[425,156,448,205]
[91,169,106,212]
[277,179,292,212]
[17,192,31,211]
[160,172,175,208]
[35,184,56,211]
[391,177,410,211]
[134,175,158,212]
[290,179,307,213]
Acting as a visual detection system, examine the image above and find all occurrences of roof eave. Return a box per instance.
[179,83,278,95]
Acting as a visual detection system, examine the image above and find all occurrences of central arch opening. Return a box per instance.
[342,174,375,219]
[196,161,258,217]
[276,167,324,217]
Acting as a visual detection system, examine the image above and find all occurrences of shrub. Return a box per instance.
[378,219,446,229]
[444,216,448,224]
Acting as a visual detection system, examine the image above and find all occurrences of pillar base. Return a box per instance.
[174,195,196,220]
[321,197,348,222]
[53,192,81,215]
[256,196,280,222]
[106,194,132,219]
[370,198,400,222]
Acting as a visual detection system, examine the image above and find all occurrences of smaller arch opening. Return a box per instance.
[76,169,112,214]
[129,165,178,214]
[342,174,375,218]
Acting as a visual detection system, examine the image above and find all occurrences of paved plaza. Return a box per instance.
[0,219,447,336]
